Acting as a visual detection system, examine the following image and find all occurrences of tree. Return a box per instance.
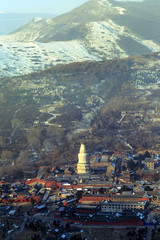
[70,234,82,240]
[0,136,4,147]
[15,150,30,167]
[65,222,70,230]
[127,159,135,170]
[121,185,131,192]
[144,186,152,191]
[1,150,13,161]
[144,151,151,158]
[76,190,83,200]
[13,168,24,179]
[0,92,6,103]
[122,165,127,171]
[27,126,41,149]
[47,125,64,139]
[99,187,105,194]
[11,118,24,129]
[30,198,36,205]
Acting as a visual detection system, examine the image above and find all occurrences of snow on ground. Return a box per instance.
[137,40,160,52]
[0,39,100,77]
[86,20,128,59]
[97,0,112,7]
[86,19,160,60]
[132,58,160,70]
[104,20,160,53]
[97,0,126,14]
[0,16,160,77]
[114,7,126,15]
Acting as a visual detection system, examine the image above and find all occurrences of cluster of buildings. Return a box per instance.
[1,143,160,239]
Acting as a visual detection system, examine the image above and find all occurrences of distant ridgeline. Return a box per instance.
[144,0,159,3]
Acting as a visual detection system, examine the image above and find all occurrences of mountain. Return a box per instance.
[0,0,160,77]
[0,51,160,166]
[11,0,160,44]
[0,13,56,35]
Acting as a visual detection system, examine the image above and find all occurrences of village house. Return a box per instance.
[145,157,155,170]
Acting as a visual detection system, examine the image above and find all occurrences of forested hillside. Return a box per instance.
[0,51,160,178]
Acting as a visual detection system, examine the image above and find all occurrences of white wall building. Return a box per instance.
[101,201,146,213]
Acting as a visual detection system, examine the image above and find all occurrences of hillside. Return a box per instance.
[11,0,160,44]
[0,0,160,77]
[0,52,160,168]
[0,13,56,35]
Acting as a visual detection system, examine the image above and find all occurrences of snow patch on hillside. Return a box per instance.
[103,20,160,52]
[114,7,126,15]
[85,19,160,60]
[97,0,126,14]
[138,40,160,52]
[0,15,159,77]
[97,0,112,7]
[86,20,128,59]
[33,17,43,22]
[0,40,100,77]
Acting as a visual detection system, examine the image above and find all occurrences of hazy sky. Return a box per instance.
[0,0,89,14]
[1,0,143,14]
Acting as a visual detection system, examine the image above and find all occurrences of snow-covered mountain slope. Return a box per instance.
[0,39,99,77]
[0,0,160,77]
[85,20,160,60]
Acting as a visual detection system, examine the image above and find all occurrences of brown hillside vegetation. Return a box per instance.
[0,52,160,176]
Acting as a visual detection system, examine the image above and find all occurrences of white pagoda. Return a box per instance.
[77,143,90,174]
